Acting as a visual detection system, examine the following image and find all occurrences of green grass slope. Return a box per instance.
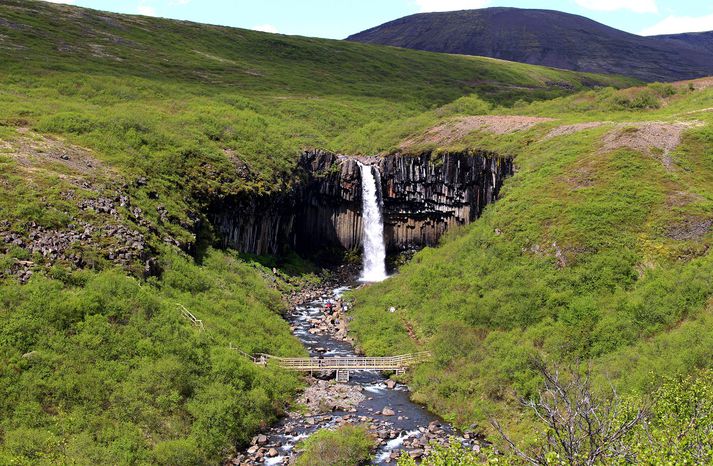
[0,1,638,463]
[349,80,713,440]
[0,249,305,465]
[0,1,633,184]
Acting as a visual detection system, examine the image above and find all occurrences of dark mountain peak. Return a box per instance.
[347,8,713,82]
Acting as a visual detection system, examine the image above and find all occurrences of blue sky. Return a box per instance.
[44,0,713,38]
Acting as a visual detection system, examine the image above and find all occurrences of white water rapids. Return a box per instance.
[357,162,388,282]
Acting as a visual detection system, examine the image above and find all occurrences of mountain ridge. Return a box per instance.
[653,30,713,54]
[347,7,713,82]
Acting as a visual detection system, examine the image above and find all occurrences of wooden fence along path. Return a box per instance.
[177,304,204,332]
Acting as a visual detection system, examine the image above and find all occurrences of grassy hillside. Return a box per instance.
[349,80,713,442]
[0,0,633,186]
[0,250,305,465]
[0,1,636,463]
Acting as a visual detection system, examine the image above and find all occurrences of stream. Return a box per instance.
[231,163,480,464]
[232,284,479,465]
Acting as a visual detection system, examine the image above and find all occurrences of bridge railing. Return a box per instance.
[253,351,431,371]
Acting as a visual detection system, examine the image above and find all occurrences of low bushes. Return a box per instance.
[0,248,303,464]
[295,425,375,466]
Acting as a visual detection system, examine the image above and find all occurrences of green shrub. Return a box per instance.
[608,89,661,110]
[152,438,202,466]
[490,369,713,465]
[630,90,661,109]
[2,427,62,463]
[438,94,492,116]
[398,439,485,466]
[296,425,375,466]
[648,82,677,98]
[36,112,97,134]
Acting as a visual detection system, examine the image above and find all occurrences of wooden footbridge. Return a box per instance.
[237,349,431,382]
[188,307,431,383]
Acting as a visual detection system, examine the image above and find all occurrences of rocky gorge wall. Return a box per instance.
[210,150,513,256]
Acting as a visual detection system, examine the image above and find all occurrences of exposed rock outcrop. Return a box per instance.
[211,150,513,255]
[210,191,299,257]
[380,151,512,250]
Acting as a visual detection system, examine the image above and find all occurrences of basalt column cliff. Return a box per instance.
[211,150,513,255]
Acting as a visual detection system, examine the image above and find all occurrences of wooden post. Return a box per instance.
[336,370,350,383]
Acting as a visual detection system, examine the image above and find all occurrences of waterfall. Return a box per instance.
[357,162,388,282]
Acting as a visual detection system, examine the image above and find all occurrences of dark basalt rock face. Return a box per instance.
[380,152,511,250]
[210,150,513,256]
[210,191,300,257]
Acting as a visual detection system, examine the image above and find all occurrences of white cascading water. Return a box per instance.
[357,162,388,282]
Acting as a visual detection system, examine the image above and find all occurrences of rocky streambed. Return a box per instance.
[230,285,483,465]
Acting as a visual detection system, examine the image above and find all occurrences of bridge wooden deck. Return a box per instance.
[253,351,431,372]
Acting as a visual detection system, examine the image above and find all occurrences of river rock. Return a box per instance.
[267,448,278,457]
[382,407,395,416]
[296,379,366,415]
[385,379,396,389]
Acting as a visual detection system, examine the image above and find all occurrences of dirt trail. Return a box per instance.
[400,115,554,150]
[600,121,702,170]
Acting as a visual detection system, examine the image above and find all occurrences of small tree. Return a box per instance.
[630,371,713,464]
[491,361,645,466]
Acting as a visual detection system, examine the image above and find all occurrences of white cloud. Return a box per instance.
[137,5,157,16]
[170,0,191,5]
[415,0,490,12]
[253,24,278,34]
[640,12,713,35]
[575,0,658,14]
